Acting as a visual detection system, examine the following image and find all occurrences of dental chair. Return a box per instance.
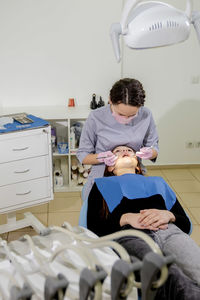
[78,187,180,300]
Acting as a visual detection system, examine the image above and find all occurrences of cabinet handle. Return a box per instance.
[16,191,31,196]
[12,147,29,151]
[14,169,30,174]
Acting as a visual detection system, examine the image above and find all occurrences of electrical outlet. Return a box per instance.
[195,141,200,148]
[191,76,200,84]
[185,142,194,148]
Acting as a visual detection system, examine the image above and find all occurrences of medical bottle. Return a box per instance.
[70,127,76,149]
[78,174,84,185]
[78,164,84,173]
[71,156,78,170]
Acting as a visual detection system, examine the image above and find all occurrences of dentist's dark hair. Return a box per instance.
[110,78,145,107]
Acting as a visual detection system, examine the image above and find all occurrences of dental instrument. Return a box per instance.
[58,224,169,289]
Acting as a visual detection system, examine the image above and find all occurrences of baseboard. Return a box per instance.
[146,164,200,170]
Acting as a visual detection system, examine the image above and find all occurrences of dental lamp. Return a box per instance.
[110,0,200,62]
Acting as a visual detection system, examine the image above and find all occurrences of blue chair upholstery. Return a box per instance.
[78,184,88,228]
[79,197,88,228]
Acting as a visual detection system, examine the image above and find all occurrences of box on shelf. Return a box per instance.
[57,142,69,154]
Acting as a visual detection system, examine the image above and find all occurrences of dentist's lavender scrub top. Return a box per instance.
[76,104,159,202]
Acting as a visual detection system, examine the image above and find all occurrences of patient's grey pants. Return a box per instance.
[152,223,200,285]
[117,223,200,300]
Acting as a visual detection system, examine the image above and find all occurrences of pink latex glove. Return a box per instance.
[97,151,117,166]
[136,147,153,160]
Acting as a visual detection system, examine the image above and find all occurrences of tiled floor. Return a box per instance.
[147,166,200,246]
[0,166,200,246]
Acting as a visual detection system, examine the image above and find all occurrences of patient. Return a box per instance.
[87,146,200,299]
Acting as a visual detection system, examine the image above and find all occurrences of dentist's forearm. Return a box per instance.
[82,153,100,165]
[151,148,158,159]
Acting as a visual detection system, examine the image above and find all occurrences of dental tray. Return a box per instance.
[13,114,34,124]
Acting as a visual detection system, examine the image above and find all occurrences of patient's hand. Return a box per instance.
[138,209,175,229]
[120,213,162,231]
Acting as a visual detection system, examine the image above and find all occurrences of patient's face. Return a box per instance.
[111,146,138,172]
[113,146,136,157]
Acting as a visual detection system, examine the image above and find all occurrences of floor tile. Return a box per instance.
[169,180,200,193]
[11,225,36,232]
[17,203,48,214]
[178,193,200,207]
[16,212,48,227]
[190,225,200,246]
[0,232,8,241]
[189,168,200,182]
[176,196,186,208]
[48,212,80,227]
[54,192,81,199]
[146,170,169,184]
[7,229,37,242]
[184,208,198,225]
[161,168,195,181]
[0,214,8,226]
[189,208,200,224]
[146,169,164,177]
[49,194,81,213]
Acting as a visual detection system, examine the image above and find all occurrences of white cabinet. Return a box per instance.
[0,106,91,192]
[0,126,53,213]
[0,129,49,163]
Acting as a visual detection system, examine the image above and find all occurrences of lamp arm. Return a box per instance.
[120,0,141,34]
[110,23,122,63]
[191,11,200,44]
[185,0,193,18]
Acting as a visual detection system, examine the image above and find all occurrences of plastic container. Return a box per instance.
[54,174,64,186]
[57,142,69,154]
[70,127,76,149]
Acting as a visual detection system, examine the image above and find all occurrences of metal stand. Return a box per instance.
[0,212,46,234]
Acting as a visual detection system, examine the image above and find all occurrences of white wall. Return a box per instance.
[0,0,121,107]
[0,0,200,165]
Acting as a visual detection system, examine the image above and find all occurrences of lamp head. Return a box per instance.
[110,0,198,63]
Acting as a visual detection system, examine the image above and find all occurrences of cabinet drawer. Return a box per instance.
[0,128,50,163]
[0,177,51,211]
[0,156,51,187]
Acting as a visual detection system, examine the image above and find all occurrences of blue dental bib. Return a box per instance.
[95,174,176,212]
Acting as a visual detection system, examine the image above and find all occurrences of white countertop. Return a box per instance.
[0,105,91,120]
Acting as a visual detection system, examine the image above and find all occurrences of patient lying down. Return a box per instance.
[87,146,200,299]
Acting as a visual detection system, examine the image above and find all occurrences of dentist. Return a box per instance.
[76,78,159,204]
